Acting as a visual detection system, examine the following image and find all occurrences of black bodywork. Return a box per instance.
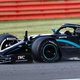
[54,23,80,59]
[0,23,80,63]
[0,32,32,63]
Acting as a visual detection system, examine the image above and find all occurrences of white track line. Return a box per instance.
[56,79,80,80]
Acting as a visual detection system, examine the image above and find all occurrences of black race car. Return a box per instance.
[0,23,80,63]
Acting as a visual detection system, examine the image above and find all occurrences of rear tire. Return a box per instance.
[32,37,61,63]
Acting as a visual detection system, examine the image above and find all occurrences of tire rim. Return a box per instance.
[42,44,57,60]
[0,39,17,50]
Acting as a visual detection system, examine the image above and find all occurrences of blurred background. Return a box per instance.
[0,0,80,39]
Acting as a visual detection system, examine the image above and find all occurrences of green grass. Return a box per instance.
[0,18,80,39]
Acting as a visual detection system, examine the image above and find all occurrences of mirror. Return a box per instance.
[52,28,56,33]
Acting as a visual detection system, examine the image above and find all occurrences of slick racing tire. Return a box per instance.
[32,37,61,63]
[0,33,18,50]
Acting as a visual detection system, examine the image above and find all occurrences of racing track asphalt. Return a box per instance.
[0,60,80,80]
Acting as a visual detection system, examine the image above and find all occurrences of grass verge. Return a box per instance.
[0,18,80,39]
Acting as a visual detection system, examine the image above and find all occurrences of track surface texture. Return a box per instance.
[0,60,80,80]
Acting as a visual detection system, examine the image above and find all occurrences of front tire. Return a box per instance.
[32,37,61,63]
[0,33,18,50]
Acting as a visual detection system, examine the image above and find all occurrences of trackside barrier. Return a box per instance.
[0,0,75,2]
[0,1,80,20]
[0,0,38,2]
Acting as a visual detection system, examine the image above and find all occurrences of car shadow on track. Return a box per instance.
[1,59,80,65]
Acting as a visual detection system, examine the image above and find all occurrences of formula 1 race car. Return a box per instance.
[0,23,80,63]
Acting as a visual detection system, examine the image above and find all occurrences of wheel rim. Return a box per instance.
[42,44,57,60]
[1,39,17,50]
